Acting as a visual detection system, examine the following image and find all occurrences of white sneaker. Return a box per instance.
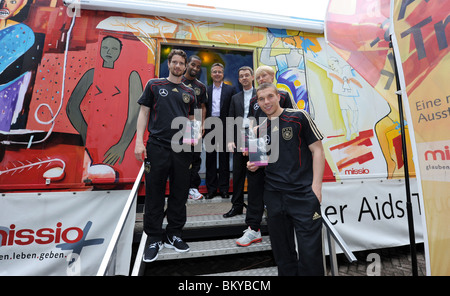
[189,188,203,200]
[236,227,262,247]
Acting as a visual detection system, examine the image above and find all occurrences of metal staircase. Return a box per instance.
[97,163,357,276]
[131,197,275,276]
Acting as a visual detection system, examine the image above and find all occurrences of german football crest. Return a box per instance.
[282,127,293,140]
[144,161,151,174]
[182,93,191,104]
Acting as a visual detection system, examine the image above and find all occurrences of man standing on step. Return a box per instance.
[204,63,236,199]
[247,83,325,276]
[135,49,196,262]
[182,55,208,201]
[225,66,255,219]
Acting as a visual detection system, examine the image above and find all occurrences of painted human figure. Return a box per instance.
[66,35,144,182]
[327,57,362,141]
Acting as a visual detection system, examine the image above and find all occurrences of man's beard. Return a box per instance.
[170,69,183,77]
[188,69,198,78]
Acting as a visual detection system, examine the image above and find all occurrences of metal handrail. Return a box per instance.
[96,163,145,276]
[322,208,357,275]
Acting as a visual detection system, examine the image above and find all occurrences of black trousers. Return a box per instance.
[263,189,324,276]
[189,149,202,189]
[205,150,229,194]
[231,152,248,209]
[144,141,192,243]
[245,167,265,231]
[205,123,230,194]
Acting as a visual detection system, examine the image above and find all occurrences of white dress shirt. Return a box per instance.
[243,87,253,123]
[211,82,222,117]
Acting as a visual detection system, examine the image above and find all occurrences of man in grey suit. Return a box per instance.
[225,66,255,218]
[205,63,236,199]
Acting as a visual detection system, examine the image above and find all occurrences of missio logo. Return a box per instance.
[424,146,450,161]
[0,222,97,247]
[344,167,370,175]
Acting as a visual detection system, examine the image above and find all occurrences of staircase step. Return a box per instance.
[203,266,278,276]
[134,198,272,275]
[150,236,271,261]
[166,213,250,229]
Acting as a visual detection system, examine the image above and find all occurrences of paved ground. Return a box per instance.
[334,243,426,276]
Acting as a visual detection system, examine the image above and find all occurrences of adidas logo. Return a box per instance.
[312,212,321,220]
[272,126,279,132]
[172,88,179,92]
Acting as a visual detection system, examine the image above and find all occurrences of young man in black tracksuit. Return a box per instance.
[135,49,196,262]
[247,83,325,276]
[182,55,208,200]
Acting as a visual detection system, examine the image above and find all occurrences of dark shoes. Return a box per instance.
[223,206,243,218]
[205,191,230,199]
[164,235,190,252]
[205,193,216,199]
[143,241,164,263]
[219,192,230,199]
[143,235,189,263]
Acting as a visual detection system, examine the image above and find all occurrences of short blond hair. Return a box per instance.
[256,83,278,96]
[255,65,275,79]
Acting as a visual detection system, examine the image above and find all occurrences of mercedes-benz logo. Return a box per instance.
[159,89,169,97]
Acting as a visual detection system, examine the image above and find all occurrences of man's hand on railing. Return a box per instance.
[134,142,147,162]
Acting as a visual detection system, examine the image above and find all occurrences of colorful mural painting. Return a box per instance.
[3,0,443,275]
[0,0,416,191]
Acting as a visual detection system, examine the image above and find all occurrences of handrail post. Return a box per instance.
[321,208,357,276]
[131,232,148,276]
[96,163,145,276]
[327,228,339,276]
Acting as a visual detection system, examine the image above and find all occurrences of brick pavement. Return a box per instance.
[333,244,426,276]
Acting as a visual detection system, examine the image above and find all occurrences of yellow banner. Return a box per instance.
[392,0,450,276]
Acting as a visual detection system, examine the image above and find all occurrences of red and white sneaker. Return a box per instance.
[236,227,262,247]
[188,188,203,200]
